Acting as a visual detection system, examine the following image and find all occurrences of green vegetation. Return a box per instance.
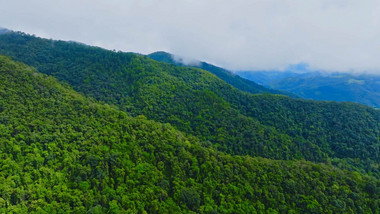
[0,32,379,178]
[1,55,379,213]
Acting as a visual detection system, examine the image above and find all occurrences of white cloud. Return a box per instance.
[0,0,379,73]
[172,54,202,67]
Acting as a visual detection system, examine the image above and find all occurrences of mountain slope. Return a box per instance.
[0,32,299,160]
[1,55,379,213]
[148,51,295,97]
[0,32,379,177]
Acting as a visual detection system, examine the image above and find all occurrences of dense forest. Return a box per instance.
[149,51,380,175]
[0,32,378,178]
[1,54,379,213]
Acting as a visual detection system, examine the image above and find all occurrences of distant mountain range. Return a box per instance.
[237,70,380,108]
[0,27,10,34]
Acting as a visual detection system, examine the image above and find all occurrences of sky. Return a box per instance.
[0,0,379,73]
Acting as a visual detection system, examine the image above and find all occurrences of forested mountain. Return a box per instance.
[238,71,380,108]
[0,31,379,179]
[1,55,379,213]
[148,51,295,97]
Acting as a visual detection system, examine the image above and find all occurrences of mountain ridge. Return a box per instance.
[148,51,297,97]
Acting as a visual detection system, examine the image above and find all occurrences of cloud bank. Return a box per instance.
[0,0,379,73]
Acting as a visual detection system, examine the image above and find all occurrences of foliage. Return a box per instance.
[0,55,379,213]
[0,32,379,178]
